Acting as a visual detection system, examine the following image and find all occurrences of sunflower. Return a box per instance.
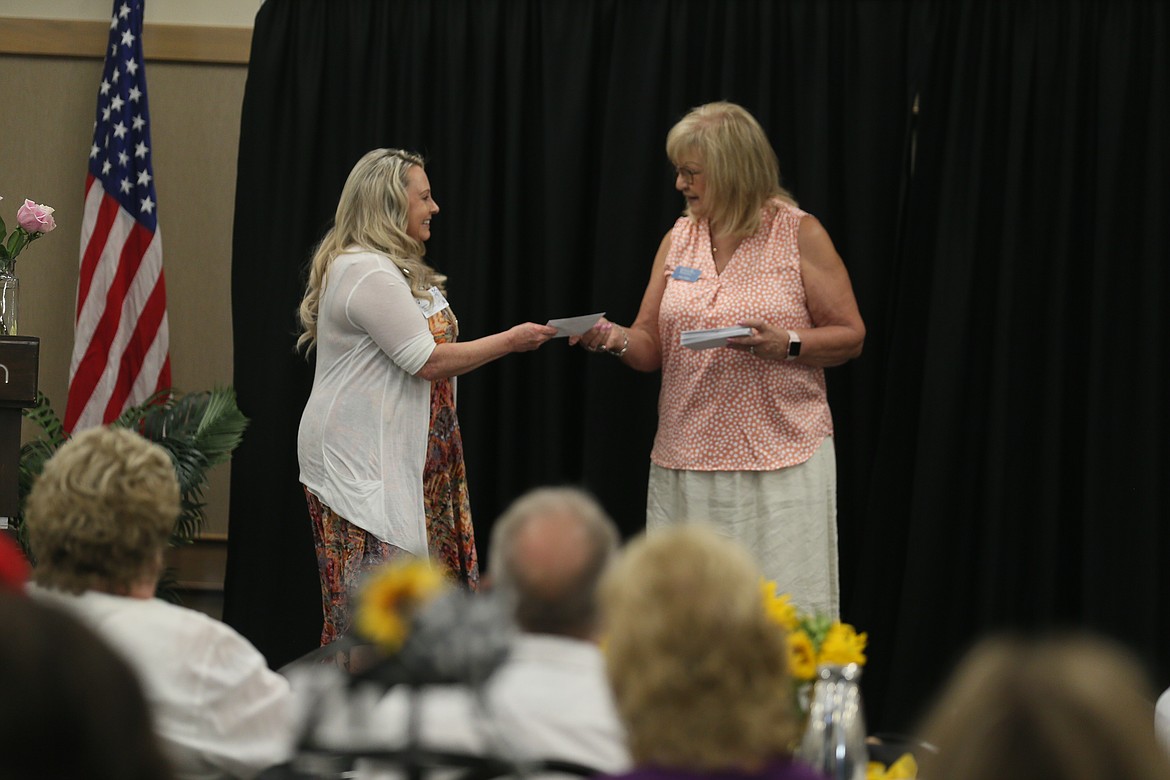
[354,560,449,653]
[760,579,800,631]
[787,628,818,681]
[817,621,868,667]
[867,753,917,780]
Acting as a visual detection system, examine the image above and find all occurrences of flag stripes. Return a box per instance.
[66,0,171,432]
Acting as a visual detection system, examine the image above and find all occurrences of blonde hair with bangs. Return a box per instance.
[601,526,799,769]
[297,148,447,353]
[666,102,796,238]
[27,427,180,595]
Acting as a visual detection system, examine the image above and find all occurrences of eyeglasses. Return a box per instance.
[673,165,703,185]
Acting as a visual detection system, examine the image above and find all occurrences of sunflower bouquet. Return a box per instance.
[351,558,513,689]
[761,584,916,778]
[354,559,450,654]
[760,580,868,689]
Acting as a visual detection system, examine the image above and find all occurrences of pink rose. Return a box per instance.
[16,199,56,234]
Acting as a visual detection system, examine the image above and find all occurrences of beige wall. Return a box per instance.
[0,44,245,539]
[0,0,263,27]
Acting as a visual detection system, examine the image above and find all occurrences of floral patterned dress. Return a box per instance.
[423,306,479,588]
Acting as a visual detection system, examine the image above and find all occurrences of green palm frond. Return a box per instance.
[21,392,67,450]
[188,388,249,466]
[111,388,175,430]
[173,496,207,548]
[134,387,248,466]
[135,389,249,548]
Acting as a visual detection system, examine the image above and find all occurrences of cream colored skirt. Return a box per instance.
[646,436,839,617]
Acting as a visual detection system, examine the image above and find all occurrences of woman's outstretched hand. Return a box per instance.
[509,322,559,352]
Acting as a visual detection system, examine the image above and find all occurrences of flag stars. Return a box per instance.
[94,3,158,227]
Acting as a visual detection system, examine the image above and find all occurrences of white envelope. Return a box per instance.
[547,312,606,337]
[680,326,752,350]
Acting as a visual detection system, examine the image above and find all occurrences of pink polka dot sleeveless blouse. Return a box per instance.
[652,199,833,471]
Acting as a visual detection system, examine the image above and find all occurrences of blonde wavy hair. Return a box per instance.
[917,634,1170,780]
[600,526,799,769]
[27,427,179,595]
[666,101,796,238]
[297,148,447,353]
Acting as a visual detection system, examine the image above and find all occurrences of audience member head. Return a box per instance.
[0,592,175,779]
[666,101,794,237]
[917,633,1170,780]
[600,526,798,770]
[0,531,29,592]
[487,486,620,639]
[298,147,445,352]
[26,426,179,596]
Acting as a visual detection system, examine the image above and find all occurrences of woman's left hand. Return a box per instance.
[726,319,787,360]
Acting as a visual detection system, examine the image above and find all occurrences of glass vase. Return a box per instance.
[0,270,17,336]
[797,663,868,780]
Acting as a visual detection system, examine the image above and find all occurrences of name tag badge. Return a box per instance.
[417,286,451,318]
[672,266,702,282]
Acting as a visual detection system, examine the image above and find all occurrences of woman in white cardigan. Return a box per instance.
[296,148,555,646]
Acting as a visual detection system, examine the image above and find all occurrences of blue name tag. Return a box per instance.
[672,266,701,282]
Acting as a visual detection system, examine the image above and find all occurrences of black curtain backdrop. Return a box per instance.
[225,0,1170,731]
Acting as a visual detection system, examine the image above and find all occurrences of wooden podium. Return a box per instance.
[0,336,40,529]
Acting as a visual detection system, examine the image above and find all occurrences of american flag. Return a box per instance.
[65,0,171,433]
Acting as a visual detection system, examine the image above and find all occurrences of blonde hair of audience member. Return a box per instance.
[601,526,798,769]
[0,593,175,780]
[487,486,620,639]
[27,426,179,596]
[298,148,447,352]
[665,101,797,240]
[917,634,1170,780]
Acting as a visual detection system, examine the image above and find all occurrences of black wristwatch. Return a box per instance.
[786,330,802,360]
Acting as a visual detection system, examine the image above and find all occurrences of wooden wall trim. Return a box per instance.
[0,17,251,65]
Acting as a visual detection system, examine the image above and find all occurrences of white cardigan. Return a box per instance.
[297,250,441,556]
